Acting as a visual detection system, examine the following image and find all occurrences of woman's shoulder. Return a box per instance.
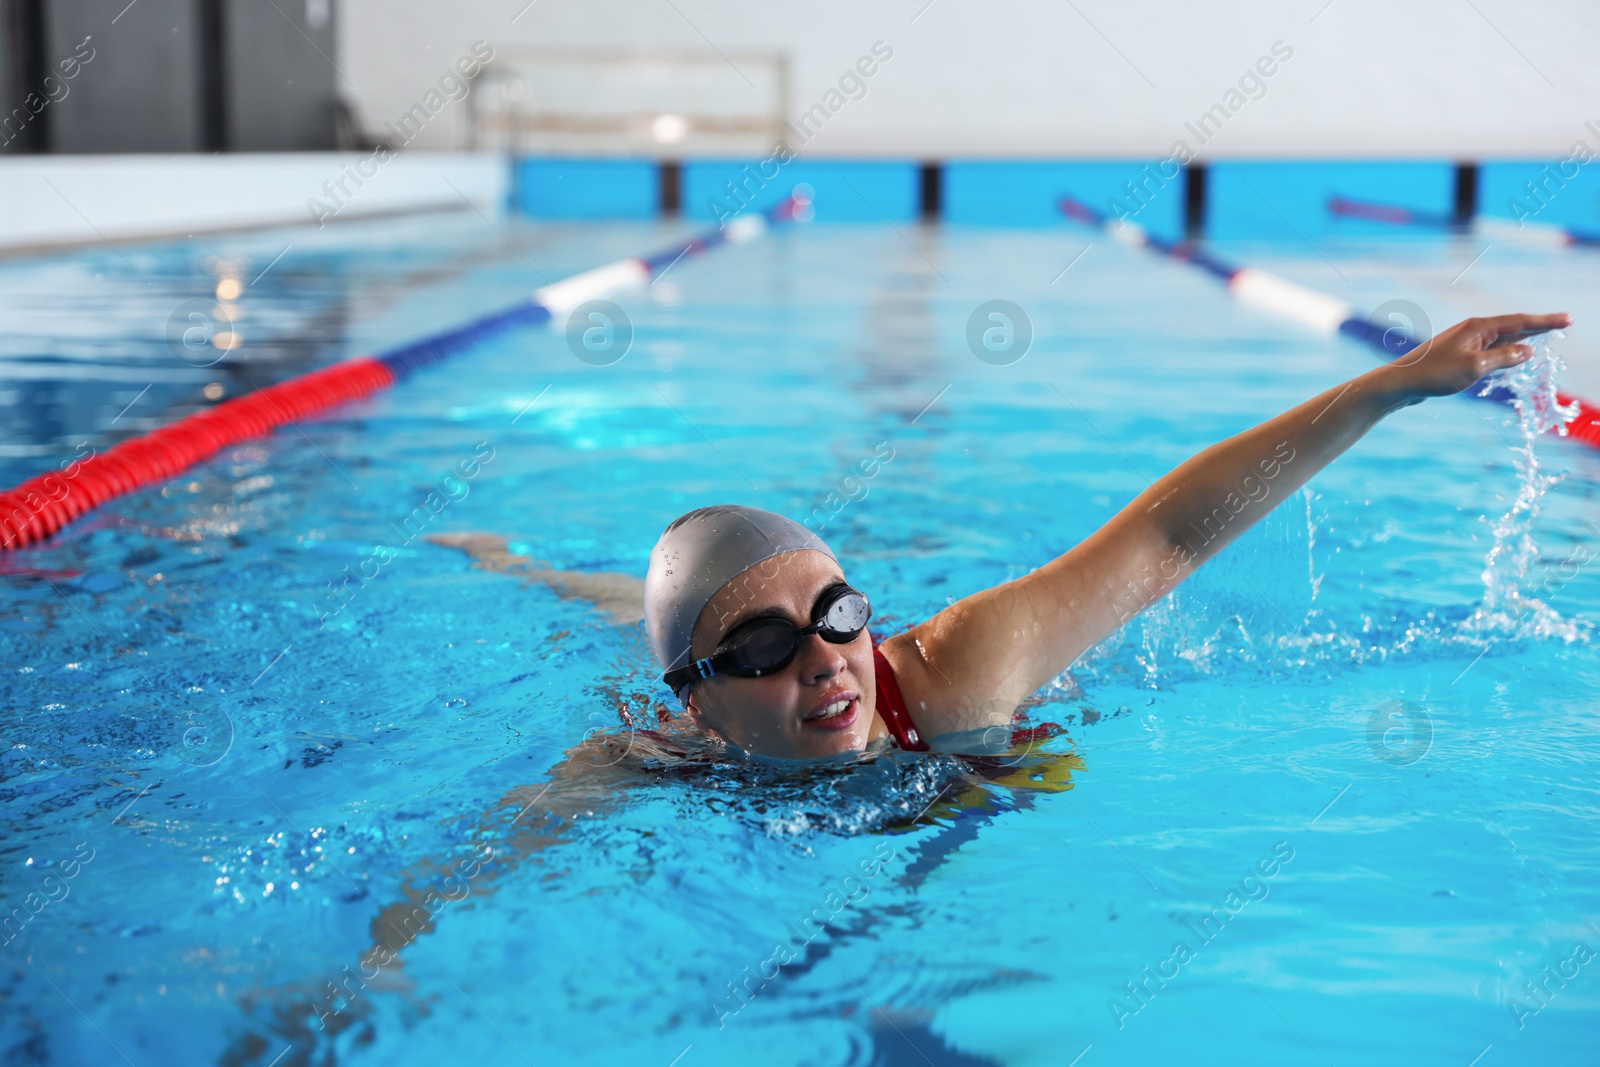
[876,628,1020,741]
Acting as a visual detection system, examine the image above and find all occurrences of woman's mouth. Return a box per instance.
[802,696,858,731]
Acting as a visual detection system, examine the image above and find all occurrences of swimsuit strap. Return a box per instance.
[871,640,929,752]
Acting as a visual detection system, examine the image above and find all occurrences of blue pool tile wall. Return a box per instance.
[680,159,920,223]
[513,158,659,219]
[508,156,1599,240]
[944,160,1185,239]
[1205,160,1457,240]
[1480,159,1600,231]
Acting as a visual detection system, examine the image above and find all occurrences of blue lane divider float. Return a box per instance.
[1057,194,1600,450]
[379,192,810,380]
[1328,195,1600,248]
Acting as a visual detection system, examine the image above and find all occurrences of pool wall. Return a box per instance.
[6,152,1594,257]
[511,156,1600,238]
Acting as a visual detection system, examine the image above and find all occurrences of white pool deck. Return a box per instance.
[0,152,506,255]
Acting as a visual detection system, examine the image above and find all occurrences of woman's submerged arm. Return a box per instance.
[426,532,646,624]
[886,312,1571,733]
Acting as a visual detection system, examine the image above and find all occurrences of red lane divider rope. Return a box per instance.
[1556,392,1600,449]
[1,358,394,550]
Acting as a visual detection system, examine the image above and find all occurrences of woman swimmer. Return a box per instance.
[279,312,1563,1034]
[634,312,1570,761]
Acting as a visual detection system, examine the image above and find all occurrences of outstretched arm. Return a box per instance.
[426,532,646,624]
[885,312,1571,732]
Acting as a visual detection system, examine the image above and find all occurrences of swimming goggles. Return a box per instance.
[664,583,872,691]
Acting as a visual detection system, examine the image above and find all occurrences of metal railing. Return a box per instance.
[468,48,789,157]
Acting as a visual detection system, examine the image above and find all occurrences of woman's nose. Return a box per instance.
[796,632,847,684]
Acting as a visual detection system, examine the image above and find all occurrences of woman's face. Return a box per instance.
[684,550,878,760]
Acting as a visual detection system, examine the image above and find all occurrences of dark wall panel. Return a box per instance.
[0,0,51,153]
[222,0,337,151]
[45,0,203,152]
[3,0,337,153]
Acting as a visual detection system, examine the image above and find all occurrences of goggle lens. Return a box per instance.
[739,620,802,670]
[821,590,871,634]
[723,588,870,675]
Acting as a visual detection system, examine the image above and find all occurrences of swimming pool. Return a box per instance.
[4,210,1599,1066]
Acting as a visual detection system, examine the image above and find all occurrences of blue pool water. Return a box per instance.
[3,210,1599,1066]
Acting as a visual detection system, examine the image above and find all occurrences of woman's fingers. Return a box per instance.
[1471,343,1534,380]
[1488,312,1570,333]
[1473,312,1571,348]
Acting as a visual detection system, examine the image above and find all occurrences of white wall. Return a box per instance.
[340,0,1600,160]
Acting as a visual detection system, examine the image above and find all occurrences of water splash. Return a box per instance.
[1076,493,1320,688]
[1461,331,1586,642]
[1303,486,1324,605]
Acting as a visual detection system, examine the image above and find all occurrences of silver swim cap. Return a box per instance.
[645,504,835,699]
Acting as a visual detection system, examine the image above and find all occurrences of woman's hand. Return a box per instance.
[1387,312,1572,401]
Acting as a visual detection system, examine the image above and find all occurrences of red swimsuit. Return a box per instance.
[871,639,929,751]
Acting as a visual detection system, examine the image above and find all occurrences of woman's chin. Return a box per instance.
[799,724,869,759]
[741,730,866,762]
